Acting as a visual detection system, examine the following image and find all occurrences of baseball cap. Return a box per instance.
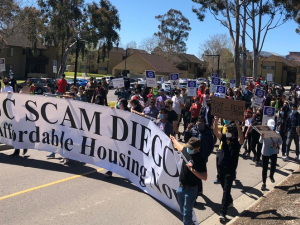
[185,137,201,150]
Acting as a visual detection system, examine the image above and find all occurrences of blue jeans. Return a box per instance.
[177,186,198,225]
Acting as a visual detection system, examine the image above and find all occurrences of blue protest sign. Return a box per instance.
[212,73,218,78]
[252,89,266,107]
[210,77,221,93]
[262,106,275,125]
[255,89,265,98]
[170,73,179,80]
[230,79,236,89]
[216,85,226,94]
[169,73,179,88]
[187,81,197,96]
[161,77,164,84]
[146,70,156,78]
[145,70,156,87]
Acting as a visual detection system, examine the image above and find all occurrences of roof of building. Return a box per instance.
[136,52,180,73]
[128,48,148,55]
[110,47,126,54]
[179,53,203,64]
[0,31,46,50]
[289,60,300,67]
[262,55,295,67]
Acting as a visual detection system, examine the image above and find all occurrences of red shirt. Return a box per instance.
[190,103,201,118]
[57,78,67,93]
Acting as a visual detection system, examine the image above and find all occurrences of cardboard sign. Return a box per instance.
[215,85,226,98]
[53,60,57,74]
[230,79,236,89]
[267,73,273,82]
[187,81,197,96]
[252,88,265,108]
[262,106,275,125]
[211,95,245,122]
[0,58,5,72]
[170,73,179,88]
[253,125,281,139]
[113,78,124,88]
[145,70,156,87]
[210,77,221,93]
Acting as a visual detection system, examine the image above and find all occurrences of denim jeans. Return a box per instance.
[286,132,299,156]
[177,186,198,225]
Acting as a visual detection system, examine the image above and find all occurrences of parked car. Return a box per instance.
[96,78,114,89]
[17,77,56,94]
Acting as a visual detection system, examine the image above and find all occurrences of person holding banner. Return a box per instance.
[170,136,207,225]
[213,117,243,222]
[259,119,282,191]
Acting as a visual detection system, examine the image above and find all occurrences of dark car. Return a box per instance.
[17,78,56,94]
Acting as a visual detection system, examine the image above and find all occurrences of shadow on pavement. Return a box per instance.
[240,209,298,220]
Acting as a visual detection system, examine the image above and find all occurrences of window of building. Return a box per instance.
[99,67,107,70]
[283,66,287,71]
[7,48,14,57]
[262,66,274,70]
[189,63,191,68]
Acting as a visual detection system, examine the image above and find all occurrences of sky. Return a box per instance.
[84,0,300,58]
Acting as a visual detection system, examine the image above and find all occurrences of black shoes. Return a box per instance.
[261,183,266,191]
[219,212,226,222]
[270,177,275,183]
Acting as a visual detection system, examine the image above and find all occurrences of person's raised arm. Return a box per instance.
[170,135,183,151]
[213,116,222,140]
[235,120,244,145]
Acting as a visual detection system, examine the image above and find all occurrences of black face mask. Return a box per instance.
[4,81,8,85]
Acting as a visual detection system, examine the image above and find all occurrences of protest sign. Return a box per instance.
[211,95,245,122]
[170,73,179,88]
[53,60,57,74]
[230,79,236,89]
[252,88,265,108]
[113,78,124,88]
[241,77,246,91]
[211,73,218,78]
[210,77,221,93]
[262,106,275,125]
[253,125,281,138]
[187,81,197,96]
[267,73,273,82]
[161,76,165,89]
[0,93,200,224]
[145,70,156,87]
[215,85,226,98]
[0,58,5,72]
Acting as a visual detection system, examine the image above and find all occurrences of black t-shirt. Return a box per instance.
[250,119,262,140]
[218,134,241,171]
[9,78,17,92]
[179,147,207,186]
[167,110,178,124]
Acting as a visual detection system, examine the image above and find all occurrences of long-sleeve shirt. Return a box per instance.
[259,136,282,156]
[286,112,300,134]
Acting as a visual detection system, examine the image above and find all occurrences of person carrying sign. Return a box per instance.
[170,136,207,225]
[213,117,244,222]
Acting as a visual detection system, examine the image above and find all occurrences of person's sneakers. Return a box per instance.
[197,191,203,196]
[252,155,257,162]
[214,178,220,184]
[245,153,250,158]
[177,132,181,140]
[255,161,261,167]
[104,171,113,178]
[228,202,234,208]
[270,177,275,183]
[46,153,55,158]
[295,155,299,161]
[242,150,247,156]
[282,155,289,161]
[59,158,65,163]
[261,183,267,191]
[219,212,226,222]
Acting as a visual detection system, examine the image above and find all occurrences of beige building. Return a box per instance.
[0,31,60,79]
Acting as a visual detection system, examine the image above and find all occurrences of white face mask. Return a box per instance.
[226,132,232,138]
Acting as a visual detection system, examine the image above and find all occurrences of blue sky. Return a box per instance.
[89,0,299,57]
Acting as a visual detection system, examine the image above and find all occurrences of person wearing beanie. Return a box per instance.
[259,119,282,191]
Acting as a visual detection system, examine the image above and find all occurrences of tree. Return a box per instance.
[199,33,233,78]
[154,9,191,57]
[192,0,241,84]
[139,35,159,53]
[241,0,300,79]
[0,0,20,30]
[126,41,137,49]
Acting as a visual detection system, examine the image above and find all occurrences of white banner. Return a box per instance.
[145,70,156,88]
[0,58,5,72]
[0,93,199,224]
[113,78,124,88]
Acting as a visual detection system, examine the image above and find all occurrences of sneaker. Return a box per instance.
[252,156,256,162]
[228,202,234,208]
[261,183,266,191]
[219,212,226,222]
[270,177,275,183]
[282,156,289,161]
[59,158,65,163]
[295,155,299,161]
[245,153,250,158]
[197,191,203,196]
[46,153,55,158]
[63,158,69,165]
[214,179,220,184]
[255,161,261,167]
[104,171,113,178]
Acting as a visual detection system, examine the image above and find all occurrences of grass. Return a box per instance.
[108,101,117,107]
[64,72,108,78]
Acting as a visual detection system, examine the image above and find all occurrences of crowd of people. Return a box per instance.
[2,73,299,224]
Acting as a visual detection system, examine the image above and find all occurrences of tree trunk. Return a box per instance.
[242,4,247,78]
[57,40,77,77]
[253,52,259,80]
[234,0,241,86]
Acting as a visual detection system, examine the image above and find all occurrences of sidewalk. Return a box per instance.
[228,163,300,225]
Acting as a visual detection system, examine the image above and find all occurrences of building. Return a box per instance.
[0,31,60,79]
[286,52,300,62]
[177,53,205,78]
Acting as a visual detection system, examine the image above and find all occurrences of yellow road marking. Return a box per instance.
[0,168,104,201]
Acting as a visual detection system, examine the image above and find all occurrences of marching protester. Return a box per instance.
[260,119,282,191]
[243,86,252,109]
[155,108,173,137]
[242,109,253,157]
[275,107,288,157]
[165,99,180,139]
[245,109,263,166]
[170,136,207,225]
[56,73,67,95]
[190,96,201,123]
[181,88,191,132]
[284,104,300,161]
[172,89,185,138]
[213,117,243,222]
[184,115,214,196]
[156,88,170,110]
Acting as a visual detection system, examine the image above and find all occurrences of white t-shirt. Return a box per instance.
[245,118,252,127]
[1,86,14,93]
[172,95,184,114]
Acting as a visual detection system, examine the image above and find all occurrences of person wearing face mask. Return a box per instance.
[156,89,170,110]
[213,117,244,222]
[142,99,159,119]
[92,81,107,103]
[275,107,287,157]
[8,72,17,92]
[184,115,214,197]
[155,108,173,137]
[242,109,253,157]
[245,109,263,166]
[172,89,185,129]
[130,99,143,113]
[199,98,213,128]
[284,104,300,161]
[260,119,282,191]
[1,77,14,93]
[170,136,207,225]
[78,86,87,102]
[56,73,67,95]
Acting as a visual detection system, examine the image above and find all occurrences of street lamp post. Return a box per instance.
[205,54,220,77]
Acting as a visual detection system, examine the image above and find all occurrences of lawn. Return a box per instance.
[64,72,108,78]
[108,101,117,107]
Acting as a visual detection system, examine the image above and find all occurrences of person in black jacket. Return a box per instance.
[199,98,213,128]
[275,107,288,157]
